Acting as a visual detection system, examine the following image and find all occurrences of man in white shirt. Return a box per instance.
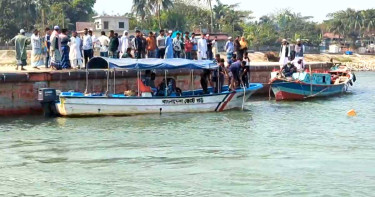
[120,30,129,58]
[82,28,93,67]
[98,31,110,57]
[69,31,83,69]
[197,34,207,60]
[157,30,166,59]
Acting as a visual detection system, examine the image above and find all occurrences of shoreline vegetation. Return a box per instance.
[0,50,374,71]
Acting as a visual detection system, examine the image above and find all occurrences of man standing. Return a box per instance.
[225,37,234,61]
[134,30,143,59]
[31,29,44,68]
[197,34,207,60]
[294,39,305,66]
[234,36,241,60]
[82,28,93,67]
[206,34,213,60]
[98,31,110,57]
[157,30,166,58]
[184,33,192,59]
[173,33,182,58]
[212,36,218,58]
[44,27,51,68]
[146,32,157,58]
[69,31,83,69]
[279,39,290,68]
[190,33,198,60]
[13,29,30,70]
[141,33,147,58]
[165,30,174,59]
[120,30,129,58]
[50,26,62,70]
[109,30,119,58]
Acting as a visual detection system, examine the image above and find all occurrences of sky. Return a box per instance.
[94,0,374,22]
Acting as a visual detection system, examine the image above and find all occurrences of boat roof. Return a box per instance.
[102,58,218,70]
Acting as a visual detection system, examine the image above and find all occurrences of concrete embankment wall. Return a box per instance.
[0,62,331,116]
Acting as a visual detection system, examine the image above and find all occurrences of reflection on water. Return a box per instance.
[0,72,374,196]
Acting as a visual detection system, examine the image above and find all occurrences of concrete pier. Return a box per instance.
[0,62,332,116]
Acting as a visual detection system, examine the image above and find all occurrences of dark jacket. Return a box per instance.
[109,36,119,52]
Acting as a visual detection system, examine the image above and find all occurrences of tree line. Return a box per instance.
[0,0,96,43]
[1,0,374,49]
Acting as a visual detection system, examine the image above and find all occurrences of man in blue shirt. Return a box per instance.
[225,37,234,61]
[44,27,51,68]
[229,55,241,90]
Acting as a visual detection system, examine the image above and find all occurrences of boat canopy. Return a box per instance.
[101,57,218,70]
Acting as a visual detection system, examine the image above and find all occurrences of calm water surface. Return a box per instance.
[1,72,374,196]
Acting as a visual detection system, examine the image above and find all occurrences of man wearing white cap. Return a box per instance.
[197,34,207,60]
[119,30,129,58]
[12,29,30,70]
[225,36,234,60]
[294,39,305,68]
[279,38,290,69]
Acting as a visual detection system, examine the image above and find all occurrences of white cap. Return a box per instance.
[296,39,301,42]
[54,26,60,30]
[20,29,25,33]
[206,34,210,37]
[168,30,173,34]
[124,30,128,33]
[228,36,232,40]
[282,39,287,42]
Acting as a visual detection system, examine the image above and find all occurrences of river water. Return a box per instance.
[0,72,374,196]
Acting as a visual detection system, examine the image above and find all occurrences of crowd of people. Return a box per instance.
[278,38,306,77]
[11,26,306,94]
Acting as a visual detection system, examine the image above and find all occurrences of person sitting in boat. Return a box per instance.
[121,48,133,58]
[200,69,212,94]
[281,61,297,77]
[157,78,177,96]
[142,70,155,87]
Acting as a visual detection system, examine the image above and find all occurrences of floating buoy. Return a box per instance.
[347,109,357,117]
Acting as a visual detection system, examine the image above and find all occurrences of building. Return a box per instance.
[76,15,130,36]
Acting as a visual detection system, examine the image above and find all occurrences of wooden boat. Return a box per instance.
[38,58,263,116]
[269,65,356,101]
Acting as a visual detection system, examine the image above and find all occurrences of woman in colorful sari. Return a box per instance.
[31,29,44,68]
[60,29,71,69]
[50,26,62,70]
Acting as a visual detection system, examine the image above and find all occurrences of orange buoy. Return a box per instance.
[347,109,357,117]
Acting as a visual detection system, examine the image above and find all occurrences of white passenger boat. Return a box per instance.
[38,58,263,117]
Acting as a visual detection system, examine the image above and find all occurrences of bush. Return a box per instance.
[265,52,280,62]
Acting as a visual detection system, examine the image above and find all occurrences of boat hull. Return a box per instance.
[56,88,260,116]
[271,79,348,101]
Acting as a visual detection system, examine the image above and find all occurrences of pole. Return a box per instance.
[217,67,220,93]
[84,67,89,94]
[106,68,109,96]
[164,70,168,97]
[113,69,116,94]
[309,64,312,96]
[137,70,140,97]
[191,70,194,95]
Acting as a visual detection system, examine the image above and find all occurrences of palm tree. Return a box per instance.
[149,0,173,29]
[132,0,173,29]
[199,0,215,32]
